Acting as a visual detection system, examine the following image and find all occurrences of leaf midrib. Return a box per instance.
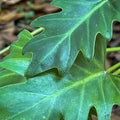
[66,0,108,37]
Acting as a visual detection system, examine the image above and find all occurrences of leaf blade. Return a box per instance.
[0,30,32,76]
[23,0,120,77]
[1,35,120,120]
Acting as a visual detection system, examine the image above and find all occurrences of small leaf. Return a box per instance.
[23,0,120,77]
[0,30,32,76]
[1,35,120,120]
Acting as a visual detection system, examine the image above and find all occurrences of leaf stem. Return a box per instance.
[0,46,10,55]
[106,47,120,52]
[31,27,44,36]
[0,27,44,55]
[113,69,120,75]
[107,62,120,73]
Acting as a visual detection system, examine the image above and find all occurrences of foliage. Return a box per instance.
[0,0,120,120]
[24,0,120,77]
[0,30,32,76]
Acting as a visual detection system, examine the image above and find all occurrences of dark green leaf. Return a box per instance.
[23,0,120,77]
[0,30,32,76]
[1,35,120,120]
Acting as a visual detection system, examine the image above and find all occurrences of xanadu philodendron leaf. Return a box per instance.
[0,69,26,87]
[0,30,32,76]
[23,0,120,77]
[1,36,120,120]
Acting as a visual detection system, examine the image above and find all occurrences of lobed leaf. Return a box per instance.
[23,0,120,77]
[1,36,120,120]
[0,30,32,76]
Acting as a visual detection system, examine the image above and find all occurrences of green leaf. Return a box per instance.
[0,35,120,120]
[0,30,32,76]
[0,69,26,87]
[23,0,120,77]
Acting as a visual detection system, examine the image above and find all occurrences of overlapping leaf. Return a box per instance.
[23,0,120,77]
[1,35,120,120]
[0,30,32,76]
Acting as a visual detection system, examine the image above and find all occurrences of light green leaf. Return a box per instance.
[23,0,120,77]
[0,35,120,120]
[0,30,32,76]
[0,69,26,87]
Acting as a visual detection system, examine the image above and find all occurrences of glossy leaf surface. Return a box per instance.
[0,30,32,76]
[1,36,120,120]
[24,0,120,77]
